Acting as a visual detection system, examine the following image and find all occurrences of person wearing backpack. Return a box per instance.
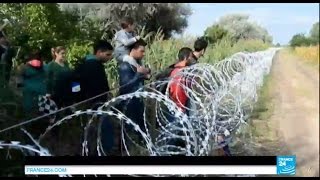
[74,40,114,105]
[156,47,194,151]
[74,40,119,155]
[154,64,175,94]
[20,52,47,114]
[17,51,51,148]
[154,48,194,122]
[168,48,194,114]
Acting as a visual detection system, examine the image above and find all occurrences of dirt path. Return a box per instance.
[258,50,319,177]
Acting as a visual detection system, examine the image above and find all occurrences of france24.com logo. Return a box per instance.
[277,155,296,175]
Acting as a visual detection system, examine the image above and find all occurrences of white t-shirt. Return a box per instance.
[122,54,141,68]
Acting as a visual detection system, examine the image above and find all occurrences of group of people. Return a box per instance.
[1,16,231,156]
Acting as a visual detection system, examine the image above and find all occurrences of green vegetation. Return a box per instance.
[250,74,274,121]
[204,13,273,45]
[289,22,319,47]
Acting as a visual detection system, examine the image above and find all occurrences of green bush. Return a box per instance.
[203,37,270,63]
[65,41,93,69]
[204,25,229,44]
[233,39,270,52]
[289,33,313,47]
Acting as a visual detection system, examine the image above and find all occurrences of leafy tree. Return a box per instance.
[0,3,101,62]
[210,13,273,44]
[289,22,319,47]
[204,25,230,44]
[59,3,192,39]
[309,22,319,45]
[0,3,84,61]
[289,33,312,47]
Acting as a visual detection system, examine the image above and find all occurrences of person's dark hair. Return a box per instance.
[28,49,42,61]
[129,39,147,52]
[93,40,114,54]
[194,37,208,52]
[178,47,193,61]
[120,17,134,29]
[26,49,44,69]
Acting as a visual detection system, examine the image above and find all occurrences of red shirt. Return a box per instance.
[169,61,189,112]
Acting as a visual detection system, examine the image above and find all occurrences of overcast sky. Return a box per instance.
[185,3,319,45]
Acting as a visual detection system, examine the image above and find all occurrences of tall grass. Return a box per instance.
[202,39,270,64]
[143,33,271,72]
[102,36,271,89]
[63,29,271,91]
[292,45,319,66]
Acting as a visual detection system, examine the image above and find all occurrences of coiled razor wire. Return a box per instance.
[0,48,280,177]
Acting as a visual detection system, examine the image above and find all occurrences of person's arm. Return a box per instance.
[123,56,150,80]
[116,30,138,47]
[119,63,144,95]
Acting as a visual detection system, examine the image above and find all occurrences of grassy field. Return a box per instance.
[291,45,319,68]
[250,75,274,122]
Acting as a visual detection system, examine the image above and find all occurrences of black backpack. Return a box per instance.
[154,64,175,94]
[70,57,86,102]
